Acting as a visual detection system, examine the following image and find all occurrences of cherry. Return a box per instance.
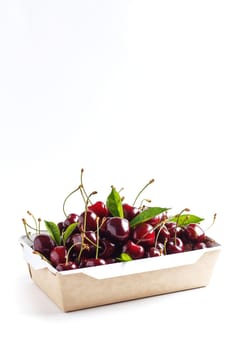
[80,258,106,268]
[50,246,67,266]
[184,223,205,243]
[122,240,145,259]
[79,210,98,231]
[193,242,207,250]
[33,234,56,259]
[166,237,184,254]
[99,238,116,259]
[122,203,140,221]
[204,236,218,248]
[146,213,168,227]
[145,246,162,257]
[131,223,155,247]
[66,231,97,258]
[155,225,171,244]
[63,213,79,227]
[105,217,130,243]
[56,261,78,271]
[88,201,109,218]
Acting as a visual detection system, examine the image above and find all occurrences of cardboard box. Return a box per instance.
[20,235,221,312]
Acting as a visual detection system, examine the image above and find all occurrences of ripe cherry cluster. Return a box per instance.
[22,170,218,271]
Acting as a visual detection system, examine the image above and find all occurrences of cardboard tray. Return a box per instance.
[20,235,221,312]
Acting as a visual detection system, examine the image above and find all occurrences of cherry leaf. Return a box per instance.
[44,220,61,245]
[106,186,124,218]
[117,253,132,262]
[170,214,204,226]
[62,223,78,245]
[130,207,170,227]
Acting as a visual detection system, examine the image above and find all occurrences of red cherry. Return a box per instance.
[33,234,56,259]
[79,210,98,231]
[56,261,78,271]
[131,223,155,247]
[145,246,162,257]
[166,237,184,254]
[64,213,79,227]
[193,242,207,250]
[80,258,106,268]
[122,203,140,221]
[185,223,205,242]
[105,217,130,243]
[88,201,109,218]
[122,240,145,259]
[50,246,67,266]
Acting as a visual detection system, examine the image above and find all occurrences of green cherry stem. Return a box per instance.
[133,179,155,206]
[62,185,81,218]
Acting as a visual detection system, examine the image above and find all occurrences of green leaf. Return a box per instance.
[44,220,61,245]
[130,207,170,227]
[106,186,124,218]
[117,253,133,262]
[170,214,204,226]
[62,223,78,244]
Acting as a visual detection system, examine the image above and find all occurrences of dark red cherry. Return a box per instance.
[155,225,170,244]
[88,201,109,218]
[131,223,155,247]
[185,223,205,242]
[146,213,168,227]
[56,261,78,271]
[50,246,67,266]
[80,258,106,268]
[122,203,140,221]
[63,213,79,227]
[79,210,98,231]
[33,234,56,259]
[99,238,116,258]
[166,237,184,254]
[105,217,130,243]
[204,236,218,248]
[66,231,97,258]
[122,240,145,259]
[145,246,162,257]
[193,242,207,250]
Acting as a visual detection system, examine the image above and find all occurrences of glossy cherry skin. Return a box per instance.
[131,223,155,247]
[155,226,170,244]
[146,213,168,227]
[50,246,67,266]
[122,203,140,221]
[56,261,78,271]
[80,258,106,268]
[99,238,116,258]
[88,201,109,218]
[66,231,97,257]
[122,240,145,259]
[79,210,98,231]
[63,213,79,227]
[145,246,162,257]
[33,234,56,259]
[193,242,207,250]
[166,237,184,254]
[184,223,205,242]
[105,217,130,243]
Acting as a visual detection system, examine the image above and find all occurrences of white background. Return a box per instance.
[0,0,232,349]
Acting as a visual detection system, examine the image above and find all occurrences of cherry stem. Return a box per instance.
[174,208,190,227]
[133,179,155,206]
[22,218,32,241]
[205,213,217,231]
[27,210,38,234]
[62,185,81,218]
[80,168,93,206]
[95,217,100,258]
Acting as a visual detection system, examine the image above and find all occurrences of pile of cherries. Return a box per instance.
[23,171,218,271]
